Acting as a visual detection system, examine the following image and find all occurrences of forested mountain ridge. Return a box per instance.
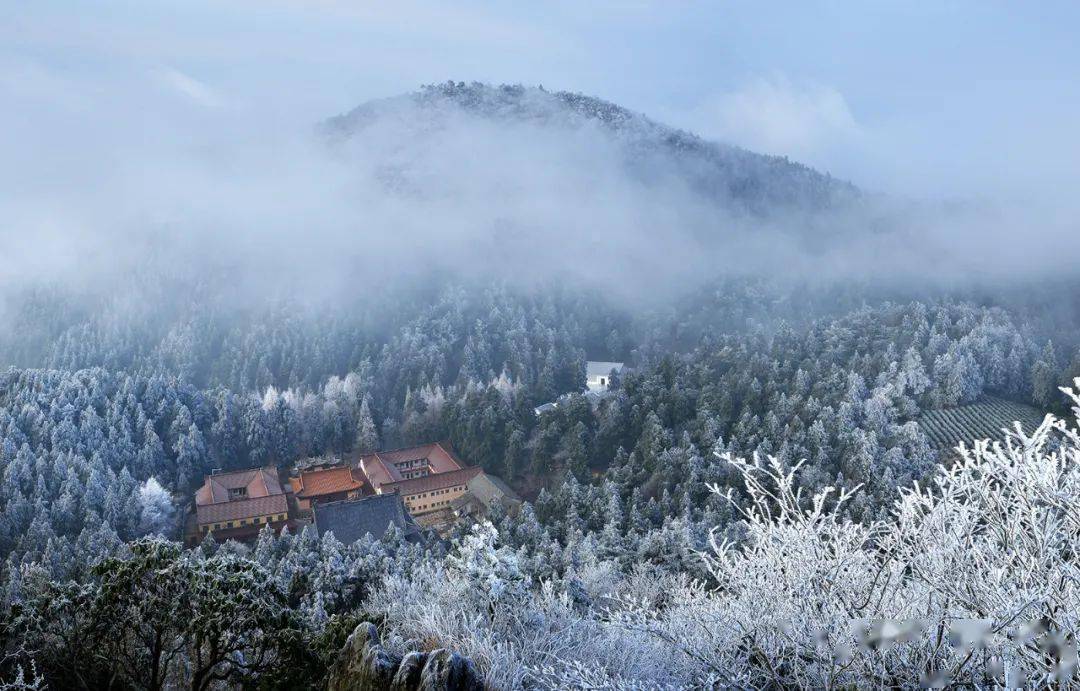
[326,81,861,218]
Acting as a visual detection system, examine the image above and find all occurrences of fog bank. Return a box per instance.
[2,79,1078,323]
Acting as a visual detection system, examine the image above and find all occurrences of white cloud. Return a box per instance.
[681,76,862,161]
[155,67,224,108]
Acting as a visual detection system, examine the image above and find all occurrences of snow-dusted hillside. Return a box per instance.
[326,81,861,219]
[917,395,1045,452]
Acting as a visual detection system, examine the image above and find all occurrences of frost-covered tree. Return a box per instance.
[1032,340,1060,407]
[136,477,174,537]
[353,396,380,454]
[9,538,310,690]
[604,379,1080,687]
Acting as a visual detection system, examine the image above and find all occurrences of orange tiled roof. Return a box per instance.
[381,466,482,496]
[195,467,283,506]
[196,494,288,525]
[295,466,365,498]
[359,441,465,491]
[194,466,288,526]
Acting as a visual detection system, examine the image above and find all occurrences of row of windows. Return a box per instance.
[408,485,463,501]
[202,513,287,532]
[413,499,452,513]
[406,485,466,514]
[393,458,427,469]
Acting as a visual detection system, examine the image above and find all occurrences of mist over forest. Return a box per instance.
[5,81,1078,378]
[3,4,1080,688]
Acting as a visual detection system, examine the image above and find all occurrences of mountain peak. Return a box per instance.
[326,81,859,217]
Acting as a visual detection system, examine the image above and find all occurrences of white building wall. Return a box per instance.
[586,375,608,392]
[585,361,623,392]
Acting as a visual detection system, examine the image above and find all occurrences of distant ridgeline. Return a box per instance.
[324,80,861,219]
[916,395,1046,454]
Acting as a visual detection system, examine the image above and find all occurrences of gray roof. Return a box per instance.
[586,361,624,377]
[313,494,420,544]
[483,473,521,502]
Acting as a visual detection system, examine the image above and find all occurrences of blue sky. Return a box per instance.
[3,0,1079,200]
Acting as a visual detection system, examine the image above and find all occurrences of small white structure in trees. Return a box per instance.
[586,361,624,392]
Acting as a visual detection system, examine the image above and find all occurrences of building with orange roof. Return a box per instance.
[192,466,292,542]
[289,465,368,512]
[359,441,484,517]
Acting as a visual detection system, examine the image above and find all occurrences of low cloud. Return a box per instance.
[154,67,225,109]
[680,76,863,163]
[1,59,1078,324]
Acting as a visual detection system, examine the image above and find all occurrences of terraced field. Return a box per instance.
[917,395,1047,452]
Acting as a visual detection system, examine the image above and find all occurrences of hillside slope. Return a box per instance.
[917,395,1046,453]
[325,81,860,220]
